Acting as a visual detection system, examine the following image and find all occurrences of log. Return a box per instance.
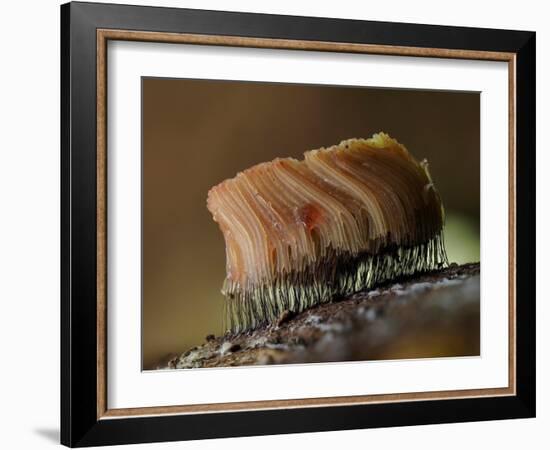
[161,262,480,369]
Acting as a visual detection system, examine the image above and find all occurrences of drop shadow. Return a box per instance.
[34,428,59,444]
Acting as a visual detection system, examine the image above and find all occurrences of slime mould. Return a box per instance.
[207,132,448,332]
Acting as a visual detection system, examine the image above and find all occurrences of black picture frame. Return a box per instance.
[61,1,536,447]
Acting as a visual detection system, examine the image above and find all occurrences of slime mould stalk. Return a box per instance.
[207,133,448,332]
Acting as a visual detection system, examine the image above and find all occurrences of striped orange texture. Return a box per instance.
[207,133,448,331]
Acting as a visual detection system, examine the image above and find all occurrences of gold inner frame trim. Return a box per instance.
[96,28,517,420]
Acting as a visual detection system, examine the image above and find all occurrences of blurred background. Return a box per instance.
[142,77,480,369]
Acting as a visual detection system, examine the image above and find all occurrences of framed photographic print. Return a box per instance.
[60,1,536,447]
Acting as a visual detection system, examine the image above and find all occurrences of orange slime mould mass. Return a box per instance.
[207,133,448,332]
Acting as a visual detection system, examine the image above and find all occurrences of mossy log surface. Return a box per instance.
[160,262,480,369]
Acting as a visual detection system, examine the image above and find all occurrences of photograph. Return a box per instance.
[142,78,481,370]
[56,1,537,447]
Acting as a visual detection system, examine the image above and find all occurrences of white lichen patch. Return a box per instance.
[383,276,467,298]
[365,308,378,321]
[406,282,433,293]
[315,322,347,333]
[265,342,293,351]
[368,289,381,298]
[301,313,349,333]
[219,341,234,355]
[176,347,217,369]
[437,277,463,287]
[304,315,322,325]
[246,336,269,349]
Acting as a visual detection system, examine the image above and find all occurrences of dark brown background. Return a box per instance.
[142,78,480,369]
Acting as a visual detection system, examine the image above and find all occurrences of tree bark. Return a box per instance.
[161,262,480,369]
